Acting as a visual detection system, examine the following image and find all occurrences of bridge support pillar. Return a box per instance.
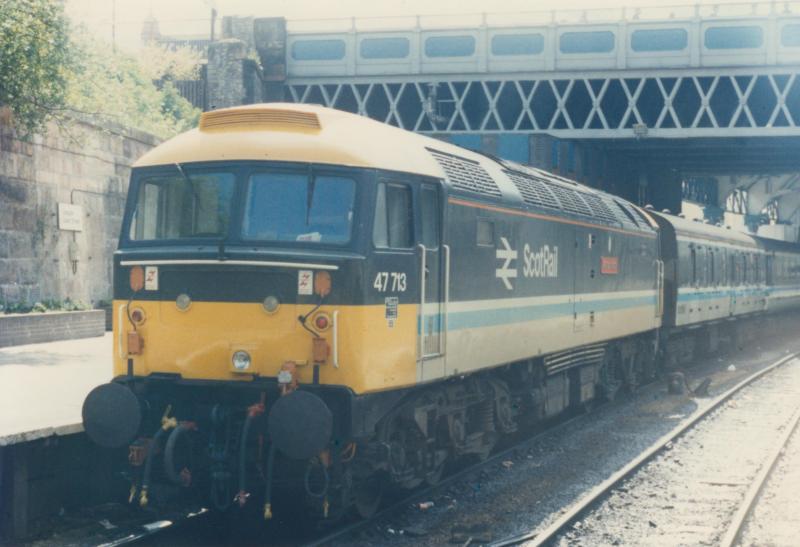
[206,39,263,110]
[254,18,288,102]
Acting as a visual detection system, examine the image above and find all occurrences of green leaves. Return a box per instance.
[63,29,201,138]
[0,0,200,139]
[0,0,72,136]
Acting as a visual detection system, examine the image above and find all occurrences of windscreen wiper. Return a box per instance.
[306,169,316,226]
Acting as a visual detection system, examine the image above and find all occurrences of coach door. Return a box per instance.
[417,183,447,381]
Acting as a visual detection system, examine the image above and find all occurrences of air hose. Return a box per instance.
[303,458,330,498]
[163,423,196,486]
[263,444,277,519]
[139,427,167,507]
[235,413,256,507]
[139,407,177,507]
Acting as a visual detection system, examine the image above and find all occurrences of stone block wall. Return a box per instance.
[0,311,105,348]
[0,117,159,306]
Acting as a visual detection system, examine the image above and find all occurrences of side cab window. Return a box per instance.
[373,182,414,249]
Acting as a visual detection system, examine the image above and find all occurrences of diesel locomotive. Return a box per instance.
[82,103,800,520]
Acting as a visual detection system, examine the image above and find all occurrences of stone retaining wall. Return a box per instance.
[0,115,159,307]
[0,310,105,347]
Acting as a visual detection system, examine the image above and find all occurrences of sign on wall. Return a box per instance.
[58,203,84,231]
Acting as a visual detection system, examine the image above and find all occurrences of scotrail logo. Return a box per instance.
[496,238,558,290]
[495,237,518,290]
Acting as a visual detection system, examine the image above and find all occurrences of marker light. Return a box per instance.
[129,266,144,292]
[130,308,146,325]
[232,351,251,371]
[314,313,330,331]
[176,293,192,311]
[314,271,331,297]
[263,295,280,314]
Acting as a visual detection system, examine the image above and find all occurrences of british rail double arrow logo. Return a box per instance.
[496,237,518,290]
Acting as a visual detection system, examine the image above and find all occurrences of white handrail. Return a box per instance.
[332,310,339,368]
[117,303,126,359]
[418,243,427,362]
[442,244,451,357]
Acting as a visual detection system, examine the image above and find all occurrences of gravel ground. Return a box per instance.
[553,354,800,546]
[738,413,800,546]
[334,330,800,547]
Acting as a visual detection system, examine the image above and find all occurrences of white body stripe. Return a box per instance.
[119,259,339,270]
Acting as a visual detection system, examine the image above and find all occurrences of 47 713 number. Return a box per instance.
[373,272,407,292]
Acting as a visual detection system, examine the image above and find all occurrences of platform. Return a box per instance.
[0,334,112,446]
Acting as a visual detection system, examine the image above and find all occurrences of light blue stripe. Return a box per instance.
[678,287,772,302]
[419,294,656,333]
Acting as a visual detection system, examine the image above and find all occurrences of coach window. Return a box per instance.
[374,182,413,248]
[705,26,763,50]
[709,250,716,286]
[755,254,761,283]
[765,255,773,284]
[292,39,347,61]
[741,254,749,284]
[360,37,410,59]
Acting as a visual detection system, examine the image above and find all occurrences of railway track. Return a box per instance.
[489,351,800,547]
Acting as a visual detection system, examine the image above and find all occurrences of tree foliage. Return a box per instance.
[137,44,202,82]
[66,30,201,138]
[0,0,72,135]
[0,0,200,139]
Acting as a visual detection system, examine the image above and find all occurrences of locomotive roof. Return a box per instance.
[135,103,654,232]
[134,103,457,176]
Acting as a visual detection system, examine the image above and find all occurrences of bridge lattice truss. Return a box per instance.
[286,69,800,139]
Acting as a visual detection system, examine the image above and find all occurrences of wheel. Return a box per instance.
[424,456,446,486]
[354,473,384,518]
[599,351,623,402]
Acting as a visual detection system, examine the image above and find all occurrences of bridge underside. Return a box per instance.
[591,136,800,173]
[285,70,800,235]
[286,70,800,139]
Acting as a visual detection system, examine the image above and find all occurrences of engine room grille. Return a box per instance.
[613,200,643,229]
[428,149,502,198]
[505,171,560,211]
[543,182,593,217]
[580,193,620,225]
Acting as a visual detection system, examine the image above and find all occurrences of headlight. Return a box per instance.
[232,350,251,371]
[262,295,280,314]
[176,293,192,311]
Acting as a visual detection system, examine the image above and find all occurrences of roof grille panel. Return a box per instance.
[613,200,641,228]
[505,171,560,210]
[580,193,620,225]
[199,108,322,131]
[428,149,502,198]
[542,182,593,217]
